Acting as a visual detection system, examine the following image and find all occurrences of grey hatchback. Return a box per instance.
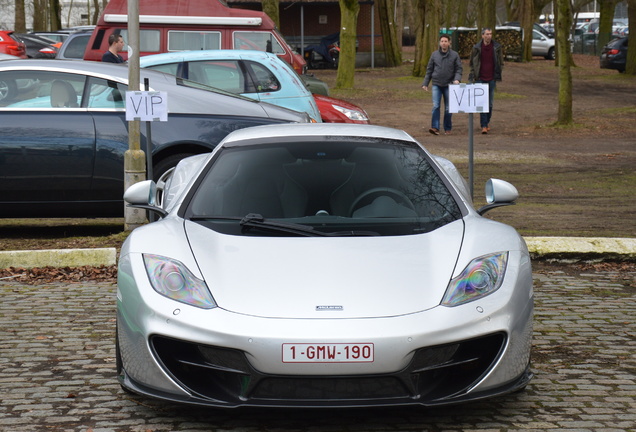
[0,60,309,218]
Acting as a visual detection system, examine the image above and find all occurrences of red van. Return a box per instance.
[83,0,307,73]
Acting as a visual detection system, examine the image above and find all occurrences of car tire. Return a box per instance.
[153,152,196,206]
[0,79,17,103]
[546,47,555,60]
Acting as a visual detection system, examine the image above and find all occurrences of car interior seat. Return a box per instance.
[50,80,79,108]
[191,149,308,219]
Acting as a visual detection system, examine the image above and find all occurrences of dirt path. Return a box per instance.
[312,53,636,238]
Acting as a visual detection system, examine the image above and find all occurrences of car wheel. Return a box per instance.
[546,47,555,60]
[153,153,196,207]
[0,79,17,103]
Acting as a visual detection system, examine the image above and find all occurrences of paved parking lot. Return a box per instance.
[1,264,634,432]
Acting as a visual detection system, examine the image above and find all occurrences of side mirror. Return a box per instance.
[123,180,168,218]
[477,179,518,215]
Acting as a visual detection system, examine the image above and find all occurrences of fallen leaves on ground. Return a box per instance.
[0,265,117,284]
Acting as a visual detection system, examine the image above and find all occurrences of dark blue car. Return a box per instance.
[0,60,308,218]
[600,37,628,73]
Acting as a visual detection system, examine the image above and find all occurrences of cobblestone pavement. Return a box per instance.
[1,264,634,432]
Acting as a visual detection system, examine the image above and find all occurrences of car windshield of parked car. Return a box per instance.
[185,138,463,236]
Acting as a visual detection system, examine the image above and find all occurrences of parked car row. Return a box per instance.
[0,59,309,218]
[139,50,369,124]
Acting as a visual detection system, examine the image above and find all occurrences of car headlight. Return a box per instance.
[143,254,216,309]
[333,104,369,121]
[441,252,508,307]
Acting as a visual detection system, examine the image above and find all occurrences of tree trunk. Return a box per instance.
[478,0,497,35]
[14,0,26,32]
[262,0,280,29]
[520,0,534,61]
[626,0,636,74]
[50,0,62,30]
[378,0,402,67]
[597,0,619,54]
[92,0,101,24]
[32,0,48,31]
[556,0,573,125]
[336,0,360,89]
[412,0,440,77]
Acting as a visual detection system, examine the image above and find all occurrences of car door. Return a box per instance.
[532,30,548,56]
[0,70,96,216]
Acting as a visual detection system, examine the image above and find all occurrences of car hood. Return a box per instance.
[185,219,464,319]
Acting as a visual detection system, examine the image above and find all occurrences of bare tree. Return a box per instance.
[412,0,440,77]
[478,0,497,33]
[597,0,620,52]
[50,0,62,30]
[377,0,402,67]
[14,0,26,32]
[626,0,636,74]
[32,0,48,31]
[555,0,573,125]
[92,0,101,24]
[336,0,360,88]
[519,0,534,61]
[262,0,280,29]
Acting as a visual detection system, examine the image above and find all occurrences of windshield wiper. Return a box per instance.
[239,213,331,237]
[191,214,379,237]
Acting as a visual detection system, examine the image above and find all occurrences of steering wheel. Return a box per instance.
[349,187,416,216]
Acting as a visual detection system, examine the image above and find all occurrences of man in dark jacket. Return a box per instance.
[469,28,504,134]
[102,34,125,63]
[422,35,463,135]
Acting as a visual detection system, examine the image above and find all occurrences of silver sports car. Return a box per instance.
[118,123,533,408]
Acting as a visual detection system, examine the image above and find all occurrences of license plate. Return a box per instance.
[282,343,374,363]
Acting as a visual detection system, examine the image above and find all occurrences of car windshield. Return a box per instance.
[185,137,463,236]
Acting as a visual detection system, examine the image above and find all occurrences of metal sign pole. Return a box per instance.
[468,113,474,200]
[123,0,145,231]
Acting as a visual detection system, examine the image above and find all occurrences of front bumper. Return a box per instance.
[116,250,533,408]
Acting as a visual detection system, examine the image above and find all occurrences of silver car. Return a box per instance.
[119,123,533,408]
[532,29,555,60]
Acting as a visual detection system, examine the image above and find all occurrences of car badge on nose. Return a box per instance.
[316,305,343,311]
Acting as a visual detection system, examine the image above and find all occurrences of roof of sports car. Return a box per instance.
[220,123,417,145]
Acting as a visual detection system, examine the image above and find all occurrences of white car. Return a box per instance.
[532,29,556,60]
[118,123,534,408]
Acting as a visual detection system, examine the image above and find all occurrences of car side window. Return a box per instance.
[233,31,285,54]
[0,71,85,108]
[188,60,246,93]
[146,63,179,76]
[168,31,221,51]
[61,34,90,59]
[86,77,127,109]
[118,29,160,52]
[245,61,280,93]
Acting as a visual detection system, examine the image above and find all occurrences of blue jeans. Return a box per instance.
[431,85,452,132]
[477,80,496,128]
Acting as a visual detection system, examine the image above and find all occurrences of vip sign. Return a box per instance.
[126,91,168,121]
[449,84,489,114]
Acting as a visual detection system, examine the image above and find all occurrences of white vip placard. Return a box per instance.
[449,83,489,114]
[126,91,168,121]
